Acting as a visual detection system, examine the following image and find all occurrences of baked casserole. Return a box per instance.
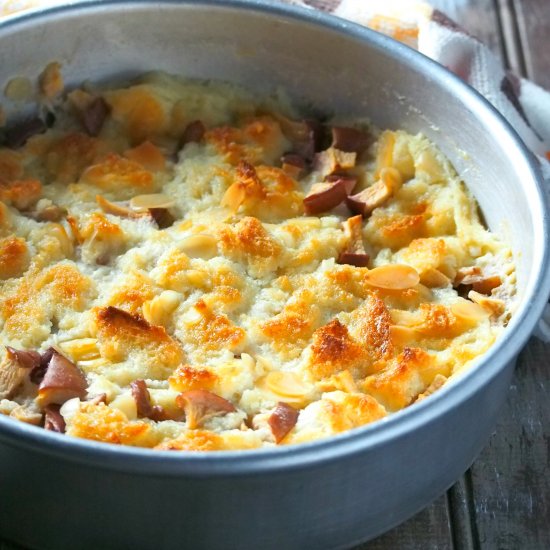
[0,69,515,450]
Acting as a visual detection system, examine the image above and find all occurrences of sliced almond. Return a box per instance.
[10,404,42,425]
[364,264,420,290]
[58,338,100,362]
[221,161,264,212]
[316,369,358,393]
[390,325,418,346]
[130,193,175,211]
[142,290,180,326]
[39,61,63,99]
[179,234,218,259]
[221,182,247,212]
[454,266,481,285]
[421,267,451,288]
[390,309,420,327]
[451,298,490,323]
[96,195,143,219]
[264,371,312,399]
[468,290,506,317]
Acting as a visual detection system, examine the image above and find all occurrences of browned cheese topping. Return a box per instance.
[0,71,516,451]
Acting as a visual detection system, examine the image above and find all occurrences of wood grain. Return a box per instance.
[513,0,550,88]
[362,0,511,546]
[469,340,550,549]
[361,495,453,549]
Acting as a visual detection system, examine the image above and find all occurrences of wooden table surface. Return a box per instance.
[1,1,548,549]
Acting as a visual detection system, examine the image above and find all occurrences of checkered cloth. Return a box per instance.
[3,0,550,338]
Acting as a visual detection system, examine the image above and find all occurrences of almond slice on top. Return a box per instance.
[364,264,420,290]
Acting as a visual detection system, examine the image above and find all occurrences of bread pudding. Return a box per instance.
[0,70,515,450]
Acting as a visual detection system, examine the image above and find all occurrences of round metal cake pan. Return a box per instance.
[0,1,549,549]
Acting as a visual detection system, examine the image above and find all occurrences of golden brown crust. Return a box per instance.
[353,294,394,363]
[362,347,439,411]
[0,74,513,451]
[169,364,219,392]
[106,86,167,144]
[308,319,364,380]
[260,291,321,357]
[67,401,151,445]
[183,300,246,353]
[219,216,282,276]
[0,179,42,210]
[45,132,104,183]
[81,153,155,191]
[0,236,29,280]
[323,393,387,433]
[92,306,184,368]
[155,429,223,451]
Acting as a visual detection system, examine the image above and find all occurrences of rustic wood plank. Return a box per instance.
[468,339,550,549]
[360,495,453,550]
[495,0,528,76]
[365,1,506,546]
[467,1,550,547]
[512,0,550,88]
[447,475,478,550]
